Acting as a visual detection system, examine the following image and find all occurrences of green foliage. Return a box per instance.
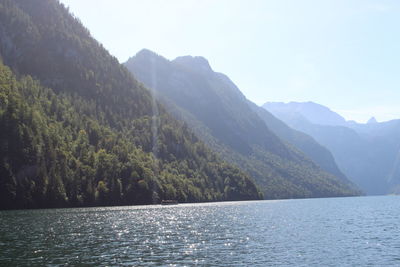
[0,0,262,209]
[0,59,261,210]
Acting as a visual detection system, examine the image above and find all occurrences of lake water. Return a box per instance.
[0,196,399,266]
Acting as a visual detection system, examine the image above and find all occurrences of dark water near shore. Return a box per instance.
[0,196,399,266]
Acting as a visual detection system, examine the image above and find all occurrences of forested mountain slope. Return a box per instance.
[0,0,262,209]
[125,50,360,198]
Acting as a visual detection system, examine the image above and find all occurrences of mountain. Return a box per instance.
[125,49,359,199]
[248,101,350,184]
[0,0,263,209]
[347,118,400,138]
[264,102,347,126]
[367,117,377,124]
[263,101,400,195]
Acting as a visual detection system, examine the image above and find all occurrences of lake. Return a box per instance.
[0,196,399,266]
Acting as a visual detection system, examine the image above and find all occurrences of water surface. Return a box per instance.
[0,196,399,266]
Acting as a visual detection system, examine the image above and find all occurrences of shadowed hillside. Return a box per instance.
[125,50,360,198]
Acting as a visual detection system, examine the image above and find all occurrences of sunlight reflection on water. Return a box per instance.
[0,196,399,266]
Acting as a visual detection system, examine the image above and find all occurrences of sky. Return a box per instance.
[59,0,400,123]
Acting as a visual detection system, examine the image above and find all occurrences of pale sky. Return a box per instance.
[59,0,400,123]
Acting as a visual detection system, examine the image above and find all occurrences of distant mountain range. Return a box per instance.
[264,101,400,195]
[264,101,347,126]
[125,50,359,198]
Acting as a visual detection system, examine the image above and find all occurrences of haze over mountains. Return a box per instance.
[265,102,347,126]
[264,101,400,195]
[125,49,359,199]
[247,102,349,184]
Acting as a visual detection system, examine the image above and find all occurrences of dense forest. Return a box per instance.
[0,0,262,209]
[125,50,360,198]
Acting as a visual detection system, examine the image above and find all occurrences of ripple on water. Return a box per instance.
[0,196,400,266]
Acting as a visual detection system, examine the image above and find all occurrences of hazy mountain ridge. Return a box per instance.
[248,101,352,185]
[128,50,289,157]
[126,49,359,198]
[264,101,347,126]
[263,101,400,195]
